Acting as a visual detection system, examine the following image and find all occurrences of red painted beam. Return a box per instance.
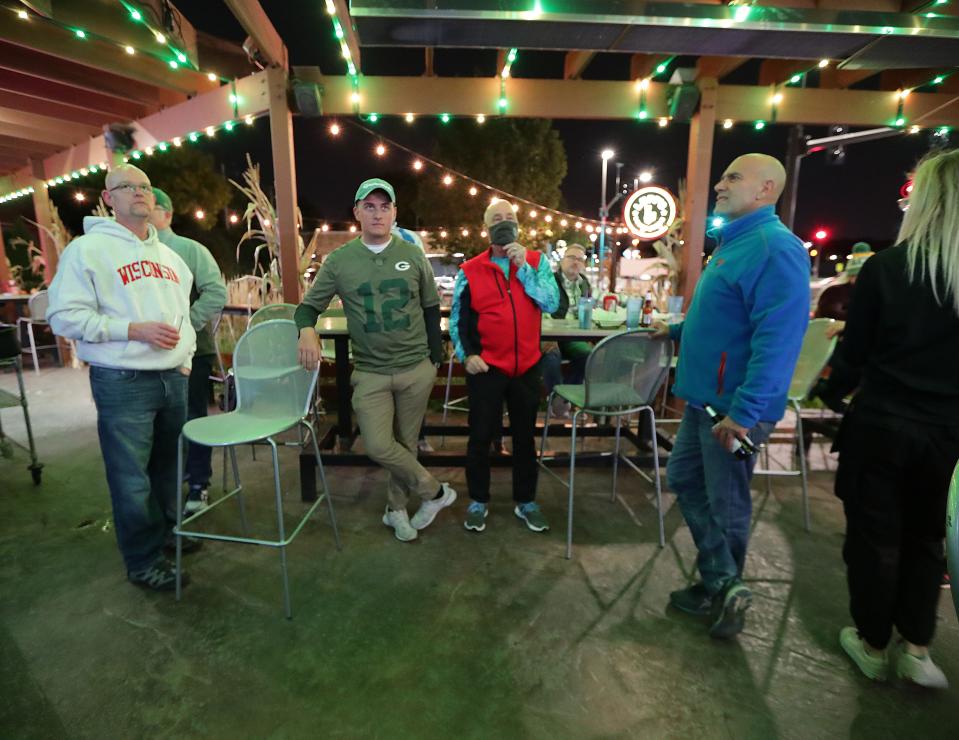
[0,90,113,128]
[0,69,150,120]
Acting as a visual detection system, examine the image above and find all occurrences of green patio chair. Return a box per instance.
[539,330,672,559]
[174,319,341,619]
[754,317,837,532]
[947,461,959,620]
[248,302,297,328]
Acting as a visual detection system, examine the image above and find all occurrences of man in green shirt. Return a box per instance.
[295,179,456,542]
[150,188,228,513]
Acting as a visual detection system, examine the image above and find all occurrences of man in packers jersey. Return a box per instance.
[295,179,456,542]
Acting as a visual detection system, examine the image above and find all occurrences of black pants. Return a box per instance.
[836,408,959,648]
[466,362,541,503]
[184,354,214,488]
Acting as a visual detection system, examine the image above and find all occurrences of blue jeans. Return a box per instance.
[666,406,775,596]
[89,366,188,573]
[541,342,590,395]
[185,353,213,488]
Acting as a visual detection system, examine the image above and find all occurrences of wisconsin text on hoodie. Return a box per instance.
[117,260,182,286]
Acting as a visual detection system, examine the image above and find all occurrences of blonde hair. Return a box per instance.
[897,148,959,316]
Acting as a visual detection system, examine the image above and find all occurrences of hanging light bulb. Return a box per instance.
[125,46,135,55]
[375,143,386,156]
[405,113,415,123]
[442,174,453,186]
[229,213,239,224]
[195,209,205,220]
[468,186,478,196]
[412,160,423,171]
[329,122,341,136]
[155,32,166,44]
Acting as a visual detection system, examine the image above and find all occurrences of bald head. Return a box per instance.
[714,153,786,221]
[105,164,150,191]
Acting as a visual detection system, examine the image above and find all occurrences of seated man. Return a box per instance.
[541,243,592,418]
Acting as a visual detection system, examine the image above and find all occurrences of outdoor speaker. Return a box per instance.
[291,80,323,117]
[104,123,137,154]
[667,84,701,123]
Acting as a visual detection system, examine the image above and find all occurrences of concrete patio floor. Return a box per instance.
[2,366,958,739]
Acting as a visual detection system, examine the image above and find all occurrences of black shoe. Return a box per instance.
[128,558,189,591]
[709,581,752,639]
[669,582,713,616]
[163,534,203,555]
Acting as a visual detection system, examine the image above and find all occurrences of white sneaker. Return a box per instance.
[839,627,888,681]
[382,507,417,542]
[896,650,949,689]
[417,438,435,454]
[183,488,209,515]
[410,483,457,530]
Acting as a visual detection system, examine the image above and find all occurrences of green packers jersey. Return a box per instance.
[301,236,440,374]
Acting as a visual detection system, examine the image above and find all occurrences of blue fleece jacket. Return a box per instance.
[669,205,810,427]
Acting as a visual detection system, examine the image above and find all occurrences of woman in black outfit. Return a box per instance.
[826,148,959,689]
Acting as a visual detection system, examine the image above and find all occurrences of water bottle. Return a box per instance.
[703,404,757,459]
[626,297,642,329]
[577,297,593,329]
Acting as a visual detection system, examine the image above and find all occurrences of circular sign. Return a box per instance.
[623,186,677,241]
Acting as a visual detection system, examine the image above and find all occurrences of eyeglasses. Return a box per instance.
[108,183,153,195]
[565,255,587,263]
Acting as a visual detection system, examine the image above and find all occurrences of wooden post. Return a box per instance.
[30,160,58,284]
[266,65,301,304]
[0,220,12,291]
[680,77,718,308]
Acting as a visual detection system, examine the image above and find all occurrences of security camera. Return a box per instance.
[243,36,266,70]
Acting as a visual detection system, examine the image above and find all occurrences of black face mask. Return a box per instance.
[488,220,518,246]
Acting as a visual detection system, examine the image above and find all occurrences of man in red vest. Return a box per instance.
[450,200,560,533]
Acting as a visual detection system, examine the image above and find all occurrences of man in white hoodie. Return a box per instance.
[48,164,197,591]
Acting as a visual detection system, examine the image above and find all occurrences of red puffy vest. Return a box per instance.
[460,249,544,377]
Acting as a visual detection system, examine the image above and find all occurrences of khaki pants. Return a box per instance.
[351,357,439,509]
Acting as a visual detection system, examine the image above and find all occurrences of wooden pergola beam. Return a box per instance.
[0,21,215,97]
[0,41,184,108]
[758,59,815,87]
[223,0,288,69]
[564,51,597,80]
[629,54,660,82]
[0,107,101,144]
[302,73,959,127]
[332,0,362,75]
[819,68,878,88]
[696,56,750,81]
[0,90,112,127]
[0,134,61,158]
[0,69,151,120]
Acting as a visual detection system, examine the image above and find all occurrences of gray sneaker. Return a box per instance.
[464,502,488,532]
[411,483,457,530]
[669,582,713,616]
[128,558,188,591]
[514,502,550,532]
[896,649,949,689]
[709,580,751,639]
[382,507,417,542]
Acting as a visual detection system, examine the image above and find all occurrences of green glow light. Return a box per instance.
[933,76,945,84]
[157,142,168,151]
[498,97,508,110]
[130,10,142,21]
[938,126,951,134]
[188,132,199,142]
[790,74,802,84]
[369,113,379,122]
[224,121,234,131]
[895,117,906,126]
[440,113,451,123]
[168,60,178,69]
[754,120,766,130]
[74,29,86,39]
[656,64,667,74]
[176,51,187,63]
[637,109,648,120]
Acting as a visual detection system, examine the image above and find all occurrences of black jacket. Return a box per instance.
[826,242,959,425]
[550,271,591,319]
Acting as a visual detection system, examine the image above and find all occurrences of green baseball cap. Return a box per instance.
[152,187,173,212]
[354,178,395,204]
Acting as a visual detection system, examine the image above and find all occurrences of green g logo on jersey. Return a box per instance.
[357,278,411,332]
[394,261,411,271]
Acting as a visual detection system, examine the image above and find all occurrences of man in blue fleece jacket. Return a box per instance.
[652,153,810,639]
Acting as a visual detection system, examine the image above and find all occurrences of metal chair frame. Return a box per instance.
[17,291,61,374]
[753,318,838,532]
[538,331,672,559]
[174,319,341,619]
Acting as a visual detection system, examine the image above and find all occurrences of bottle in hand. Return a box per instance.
[703,404,758,459]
